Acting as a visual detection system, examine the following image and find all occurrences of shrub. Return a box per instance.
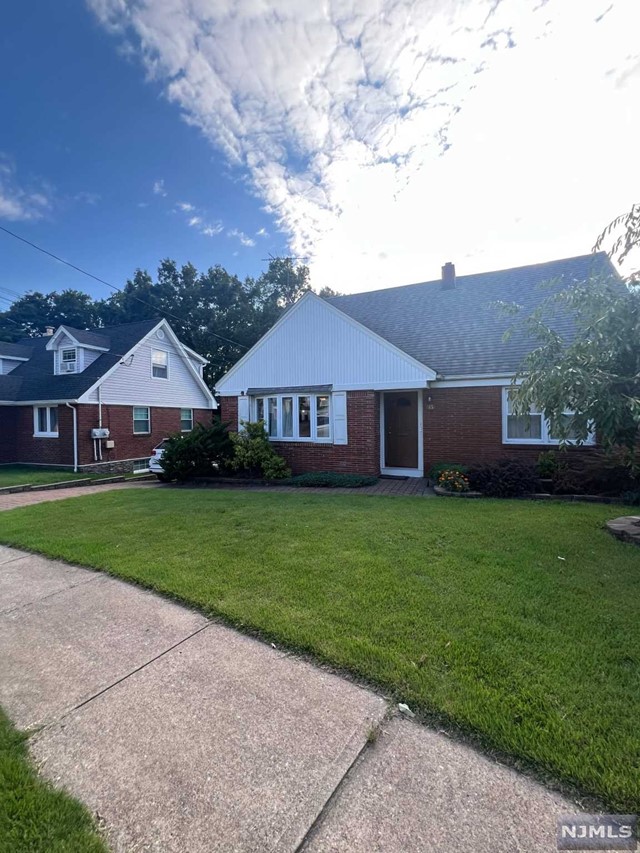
[230,421,291,480]
[621,490,640,506]
[437,470,470,493]
[536,451,562,479]
[285,472,378,488]
[551,450,639,496]
[160,420,234,482]
[467,459,538,498]
[427,461,468,483]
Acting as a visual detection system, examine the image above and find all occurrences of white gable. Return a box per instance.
[80,322,215,409]
[216,292,435,394]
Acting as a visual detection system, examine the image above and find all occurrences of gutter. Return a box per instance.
[65,403,78,473]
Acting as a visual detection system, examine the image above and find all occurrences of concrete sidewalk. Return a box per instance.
[0,545,572,852]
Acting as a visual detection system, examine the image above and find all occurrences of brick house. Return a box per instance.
[216,254,614,477]
[0,318,215,473]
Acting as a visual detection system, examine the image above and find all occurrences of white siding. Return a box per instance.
[83,348,101,370]
[217,293,433,394]
[92,334,211,408]
[0,358,21,374]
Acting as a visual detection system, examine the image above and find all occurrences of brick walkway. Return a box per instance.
[181,477,435,498]
[0,480,159,512]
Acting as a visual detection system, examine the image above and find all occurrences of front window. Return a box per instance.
[282,397,293,437]
[253,393,331,442]
[316,395,330,439]
[133,406,151,434]
[267,397,278,437]
[60,348,77,373]
[34,406,58,437]
[151,349,168,379]
[503,390,594,445]
[180,408,193,432]
[298,396,311,438]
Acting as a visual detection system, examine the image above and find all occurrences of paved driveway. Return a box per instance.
[0,544,573,852]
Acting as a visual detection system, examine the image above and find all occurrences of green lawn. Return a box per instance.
[0,489,638,811]
[0,466,100,488]
[0,707,106,852]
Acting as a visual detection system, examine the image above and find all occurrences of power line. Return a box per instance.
[0,224,248,351]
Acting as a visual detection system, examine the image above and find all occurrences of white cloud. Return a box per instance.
[0,155,51,222]
[201,222,223,236]
[187,215,202,227]
[152,178,167,196]
[90,0,640,291]
[256,227,269,238]
[227,228,256,247]
[177,201,195,211]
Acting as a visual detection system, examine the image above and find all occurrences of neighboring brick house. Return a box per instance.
[0,318,215,473]
[216,254,616,477]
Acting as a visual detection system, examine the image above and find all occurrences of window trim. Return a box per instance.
[33,405,59,438]
[252,392,332,443]
[133,405,151,435]
[180,407,194,432]
[151,348,169,380]
[501,388,595,446]
[60,347,78,374]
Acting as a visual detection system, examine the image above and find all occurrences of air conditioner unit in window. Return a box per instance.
[61,361,76,373]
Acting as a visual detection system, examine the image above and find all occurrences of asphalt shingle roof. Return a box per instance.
[328,253,618,377]
[59,326,111,349]
[0,318,160,402]
[0,341,32,359]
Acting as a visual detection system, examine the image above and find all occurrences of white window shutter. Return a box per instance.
[332,392,348,445]
[238,395,250,432]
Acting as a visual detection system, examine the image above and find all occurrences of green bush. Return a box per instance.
[536,451,562,479]
[550,450,639,496]
[467,459,538,498]
[159,421,234,482]
[427,461,468,482]
[285,472,378,488]
[230,421,291,480]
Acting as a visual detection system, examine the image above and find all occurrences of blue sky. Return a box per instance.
[1,0,638,303]
[0,0,278,303]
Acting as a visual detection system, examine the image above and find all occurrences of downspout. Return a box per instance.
[97,385,103,461]
[65,403,78,473]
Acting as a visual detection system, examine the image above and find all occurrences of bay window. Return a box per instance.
[502,389,594,445]
[253,393,332,442]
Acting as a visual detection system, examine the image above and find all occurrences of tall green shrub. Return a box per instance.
[160,421,234,482]
[230,421,291,479]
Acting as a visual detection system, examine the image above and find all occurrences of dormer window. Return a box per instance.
[61,348,77,374]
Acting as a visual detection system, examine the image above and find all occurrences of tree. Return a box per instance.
[0,289,100,340]
[0,257,311,386]
[317,286,343,298]
[508,206,640,457]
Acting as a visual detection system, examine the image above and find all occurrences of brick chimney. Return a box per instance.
[44,325,55,336]
[441,262,456,290]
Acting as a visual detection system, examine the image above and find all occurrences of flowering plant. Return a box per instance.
[437,469,470,492]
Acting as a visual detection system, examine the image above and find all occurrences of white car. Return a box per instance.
[148,439,170,481]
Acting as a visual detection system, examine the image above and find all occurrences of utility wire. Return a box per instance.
[0,224,249,351]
